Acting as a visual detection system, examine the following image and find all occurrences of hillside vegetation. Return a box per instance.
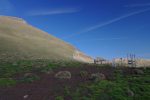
[0,61,149,100]
[0,16,93,62]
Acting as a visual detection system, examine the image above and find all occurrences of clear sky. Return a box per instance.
[0,0,150,59]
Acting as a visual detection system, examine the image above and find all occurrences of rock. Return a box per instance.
[89,73,106,82]
[46,70,53,74]
[134,69,144,75]
[23,95,29,99]
[127,88,134,97]
[23,73,39,79]
[55,71,71,79]
[24,73,35,77]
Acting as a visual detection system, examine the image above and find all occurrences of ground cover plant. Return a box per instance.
[0,60,149,100]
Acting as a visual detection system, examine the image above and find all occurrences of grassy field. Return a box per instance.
[0,16,75,61]
[0,60,149,100]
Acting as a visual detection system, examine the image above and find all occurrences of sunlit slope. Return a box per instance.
[0,16,76,61]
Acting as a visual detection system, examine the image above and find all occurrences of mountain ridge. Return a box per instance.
[0,16,93,63]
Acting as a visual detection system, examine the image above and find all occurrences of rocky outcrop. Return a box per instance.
[136,59,150,67]
[114,58,150,67]
[0,16,27,24]
[73,50,94,63]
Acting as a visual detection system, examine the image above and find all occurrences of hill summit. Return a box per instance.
[0,16,93,63]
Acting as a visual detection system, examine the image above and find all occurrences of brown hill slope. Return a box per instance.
[0,16,93,63]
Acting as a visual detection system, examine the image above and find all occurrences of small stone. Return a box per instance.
[46,70,53,74]
[127,89,134,97]
[24,73,34,77]
[23,95,29,99]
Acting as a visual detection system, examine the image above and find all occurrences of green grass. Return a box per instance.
[55,96,64,100]
[0,60,83,87]
[0,78,16,87]
[0,60,149,99]
[71,67,150,100]
[20,74,40,83]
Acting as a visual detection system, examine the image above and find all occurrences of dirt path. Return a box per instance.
[0,65,114,100]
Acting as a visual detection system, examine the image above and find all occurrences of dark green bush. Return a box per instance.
[55,96,64,100]
[20,74,40,83]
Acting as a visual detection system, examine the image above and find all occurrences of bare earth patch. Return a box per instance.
[0,65,114,100]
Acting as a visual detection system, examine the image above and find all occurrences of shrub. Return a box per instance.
[55,71,71,79]
[20,74,40,83]
[55,96,64,100]
[80,71,89,78]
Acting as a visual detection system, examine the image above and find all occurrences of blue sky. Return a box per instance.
[0,0,150,59]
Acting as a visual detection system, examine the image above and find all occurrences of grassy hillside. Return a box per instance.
[0,16,76,61]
